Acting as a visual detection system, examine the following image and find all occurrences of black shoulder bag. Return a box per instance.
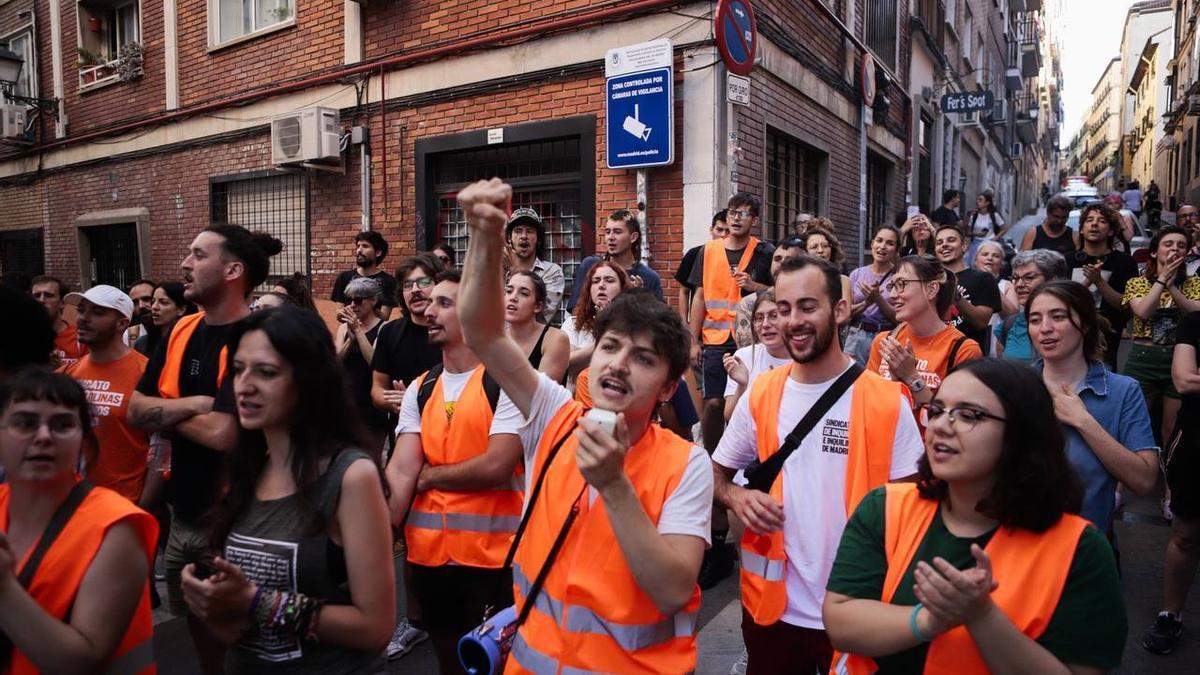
[0,480,94,665]
[743,365,864,493]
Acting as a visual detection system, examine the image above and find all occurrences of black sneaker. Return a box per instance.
[1142,612,1184,655]
[698,544,736,590]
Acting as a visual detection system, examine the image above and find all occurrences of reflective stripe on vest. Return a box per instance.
[700,237,758,345]
[832,483,1091,675]
[405,365,523,568]
[157,312,227,399]
[0,484,159,675]
[508,404,700,674]
[739,366,905,626]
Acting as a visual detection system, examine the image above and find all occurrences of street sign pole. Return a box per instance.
[638,169,650,267]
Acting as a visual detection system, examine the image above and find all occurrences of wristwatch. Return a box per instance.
[907,376,926,394]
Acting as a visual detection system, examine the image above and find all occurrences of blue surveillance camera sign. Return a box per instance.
[606,40,674,169]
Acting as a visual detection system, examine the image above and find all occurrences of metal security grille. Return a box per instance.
[864,0,898,70]
[210,172,308,290]
[433,138,584,324]
[766,130,823,241]
[0,228,45,278]
[86,223,140,289]
[867,152,892,236]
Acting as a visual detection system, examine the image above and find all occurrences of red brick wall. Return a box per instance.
[364,0,600,56]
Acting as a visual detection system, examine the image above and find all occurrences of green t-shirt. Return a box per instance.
[826,487,1126,673]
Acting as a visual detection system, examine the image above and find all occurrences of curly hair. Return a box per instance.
[574,261,628,334]
[916,358,1082,532]
[1078,202,1121,250]
[802,225,845,265]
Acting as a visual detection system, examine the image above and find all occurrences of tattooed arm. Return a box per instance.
[127,392,214,431]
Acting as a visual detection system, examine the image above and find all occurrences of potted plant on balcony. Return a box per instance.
[116,42,143,83]
[87,17,102,33]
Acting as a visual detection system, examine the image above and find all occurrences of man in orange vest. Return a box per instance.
[456,178,713,674]
[687,192,775,586]
[712,254,924,674]
[127,224,282,675]
[385,268,526,673]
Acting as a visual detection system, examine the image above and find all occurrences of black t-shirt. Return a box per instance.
[949,268,1002,351]
[1179,312,1200,435]
[1068,250,1137,336]
[370,317,442,387]
[136,318,238,524]
[331,269,399,308]
[343,322,390,433]
[685,240,775,292]
[930,205,960,228]
[675,245,703,290]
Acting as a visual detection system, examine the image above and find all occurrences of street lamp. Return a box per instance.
[0,45,59,118]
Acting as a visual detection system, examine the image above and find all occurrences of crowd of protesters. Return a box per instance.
[0,177,1198,675]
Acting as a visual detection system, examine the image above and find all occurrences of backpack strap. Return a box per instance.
[947,335,968,373]
[481,371,502,413]
[416,364,445,415]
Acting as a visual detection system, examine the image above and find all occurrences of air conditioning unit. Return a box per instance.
[0,104,28,139]
[988,100,1009,125]
[1010,142,1022,158]
[271,107,341,165]
[958,110,979,127]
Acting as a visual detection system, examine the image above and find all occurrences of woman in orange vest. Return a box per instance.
[823,358,1126,674]
[0,368,157,674]
[178,307,396,673]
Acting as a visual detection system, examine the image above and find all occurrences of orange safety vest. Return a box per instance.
[740,365,904,626]
[157,312,228,399]
[405,365,524,568]
[701,237,760,345]
[0,483,158,675]
[506,402,701,674]
[833,483,1090,674]
[573,367,593,408]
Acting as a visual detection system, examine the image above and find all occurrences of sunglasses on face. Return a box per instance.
[402,277,434,290]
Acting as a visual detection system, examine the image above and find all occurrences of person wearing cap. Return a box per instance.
[505,207,565,322]
[60,285,153,506]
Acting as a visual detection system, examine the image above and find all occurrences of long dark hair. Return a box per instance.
[0,367,99,469]
[1146,225,1193,280]
[917,358,1082,532]
[141,282,196,356]
[208,307,383,548]
[1026,280,1109,362]
[274,272,317,312]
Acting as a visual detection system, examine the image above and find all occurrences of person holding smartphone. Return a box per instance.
[1123,226,1200,450]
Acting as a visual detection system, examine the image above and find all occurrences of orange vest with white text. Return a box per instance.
[157,312,227,398]
[701,237,759,345]
[505,402,701,675]
[0,483,158,675]
[740,365,905,626]
[832,483,1090,674]
[405,366,523,568]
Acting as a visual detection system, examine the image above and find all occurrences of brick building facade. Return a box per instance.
[1,0,910,309]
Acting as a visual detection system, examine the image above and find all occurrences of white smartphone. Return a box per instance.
[906,205,920,219]
[584,408,617,436]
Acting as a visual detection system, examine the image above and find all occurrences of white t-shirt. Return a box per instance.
[518,373,714,545]
[724,345,794,398]
[970,212,1002,239]
[712,364,925,629]
[395,367,524,437]
[560,314,594,351]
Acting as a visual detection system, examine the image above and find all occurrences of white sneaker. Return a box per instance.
[730,648,749,675]
[386,618,429,660]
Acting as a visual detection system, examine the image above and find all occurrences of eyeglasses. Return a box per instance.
[345,297,372,305]
[728,209,754,220]
[751,311,780,326]
[1012,272,1045,285]
[0,413,83,439]
[402,277,434,291]
[918,403,1006,431]
[886,277,920,293]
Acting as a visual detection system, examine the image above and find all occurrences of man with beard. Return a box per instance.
[332,230,398,320]
[384,269,525,672]
[712,255,923,674]
[566,209,663,310]
[128,225,282,675]
[505,208,565,322]
[1021,195,1079,257]
[456,178,712,674]
[32,275,87,368]
[935,224,1002,353]
[60,285,151,505]
[122,279,155,347]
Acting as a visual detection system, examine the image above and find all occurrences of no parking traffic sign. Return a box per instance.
[715,0,758,76]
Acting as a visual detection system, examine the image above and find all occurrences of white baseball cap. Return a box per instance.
[64,285,134,320]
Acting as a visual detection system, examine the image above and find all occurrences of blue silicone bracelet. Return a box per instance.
[910,603,932,643]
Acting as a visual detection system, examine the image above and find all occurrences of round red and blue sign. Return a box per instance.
[715,0,758,77]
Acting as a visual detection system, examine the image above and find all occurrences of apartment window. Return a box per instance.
[765,129,824,242]
[0,228,45,279]
[864,1,898,70]
[210,172,308,288]
[866,152,893,234]
[212,0,294,46]
[77,1,140,88]
[1,28,35,99]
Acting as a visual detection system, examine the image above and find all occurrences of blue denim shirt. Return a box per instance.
[1035,359,1158,533]
[995,313,1035,363]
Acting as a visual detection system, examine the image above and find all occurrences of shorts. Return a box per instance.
[408,564,513,636]
[1124,343,1180,400]
[843,325,882,366]
[1168,428,1200,519]
[163,513,212,616]
[741,608,833,675]
[702,345,737,400]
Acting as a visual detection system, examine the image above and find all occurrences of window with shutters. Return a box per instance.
[765,129,824,242]
[210,172,308,290]
[864,0,898,70]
